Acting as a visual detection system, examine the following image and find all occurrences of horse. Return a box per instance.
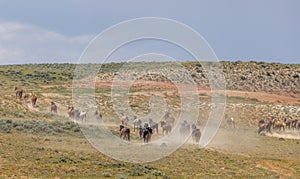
[14,87,23,99]
[258,119,273,134]
[31,93,37,107]
[120,125,130,141]
[273,119,286,131]
[180,120,190,137]
[94,110,102,122]
[224,114,235,128]
[160,121,172,136]
[79,111,87,122]
[165,112,175,126]
[139,126,152,143]
[191,124,201,143]
[133,117,142,132]
[149,118,159,134]
[291,119,298,130]
[296,120,300,130]
[120,114,129,125]
[226,117,236,128]
[74,109,80,120]
[284,118,292,130]
[138,125,143,139]
[23,91,30,101]
[50,102,57,113]
[67,106,75,118]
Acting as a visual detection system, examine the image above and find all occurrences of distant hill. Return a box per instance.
[1,61,299,94]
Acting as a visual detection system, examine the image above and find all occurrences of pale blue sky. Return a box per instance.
[0,0,299,64]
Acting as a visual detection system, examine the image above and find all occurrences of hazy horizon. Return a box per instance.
[1,59,298,66]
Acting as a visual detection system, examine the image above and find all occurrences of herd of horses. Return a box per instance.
[14,87,38,107]
[16,86,300,144]
[66,106,104,123]
[258,117,300,134]
[14,87,103,123]
[12,86,205,144]
[119,113,202,144]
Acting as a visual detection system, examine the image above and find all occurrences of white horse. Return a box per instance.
[121,115,129,125]
[80,111,87,122]
[133,118,142,132]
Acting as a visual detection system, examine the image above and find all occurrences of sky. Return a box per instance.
[0,0,299,64]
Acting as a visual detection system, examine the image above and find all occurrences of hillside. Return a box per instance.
[0,61,300,178]
[1,61,299,93]
[0,61,299,124]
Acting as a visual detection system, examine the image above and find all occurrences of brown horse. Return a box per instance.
[120,125,130,141]
[23,91,30,101]
[14,87,23,99]
[67,106,75,118]
[296,120,300,130]
[284,118,292,130]
[273,119,285,131]
[50,102,57,113]
[191,124,201,144]
[31,93,37,107]
[160,121,172,135]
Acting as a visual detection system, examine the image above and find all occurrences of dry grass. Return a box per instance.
[0,62,300,178]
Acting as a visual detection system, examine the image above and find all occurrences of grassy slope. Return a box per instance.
[0,61,300,178]
[1,128,299,178]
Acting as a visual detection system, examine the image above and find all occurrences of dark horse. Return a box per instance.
[120,125,130,141]
[50,102,57,113]
[149,118,159,134]
[160,121,172,135]
[191,124,201,144]
[180,120,190,137]
[258,119,272,134]
[94,110,102,123]
[139,126,152,143]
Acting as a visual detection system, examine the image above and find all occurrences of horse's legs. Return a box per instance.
[146,134,149,143]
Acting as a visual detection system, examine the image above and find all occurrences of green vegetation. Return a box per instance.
[0,119,81,137]
[0,61,299,178]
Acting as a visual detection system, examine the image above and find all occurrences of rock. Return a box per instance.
[160,142,167,147]
[293,74,299,78]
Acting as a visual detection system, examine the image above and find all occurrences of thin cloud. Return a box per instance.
[0,22,94,64]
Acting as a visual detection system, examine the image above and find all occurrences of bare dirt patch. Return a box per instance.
[95,81,300,105]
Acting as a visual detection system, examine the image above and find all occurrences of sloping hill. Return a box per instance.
[0,61,299,124]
